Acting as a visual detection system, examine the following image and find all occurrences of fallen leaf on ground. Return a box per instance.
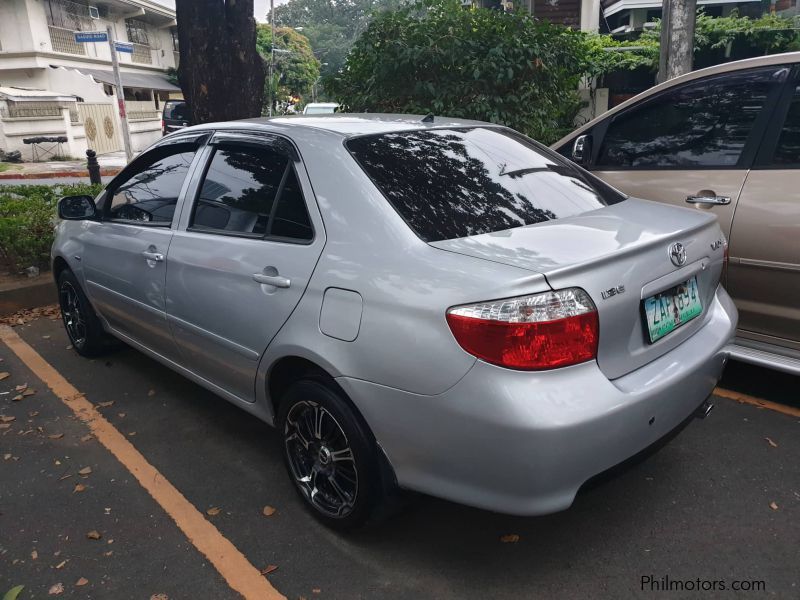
[3,454,11,460]
[80,434,93,442]
[150,594,169,600]
[21,389,35,397]
[15,384,27,392]
[58,474,73,481]
[0,416,15,423]
[766,437,778,448]
[262,505,277,517]
[128,432,136,436]
[12,395,23,402]
[42,335,51,340]
[3,585,24,600]
[48,582,64,595]
[55,560,66,569]
[96,401,114,408]
[31,550,38,560]
[28,411,39,417]
[260,565,278,575]
[147,389,156,397]
[78,466,92,476]
[0,373,9,381]
[117,413,126,418]
[73,482,86,493]
[75,578,88,587]
[500,534,520,543]
[0,424,10,430]
[312,588,321,594]
[49,433,64,440]
[86,530,101,540]
[770,501,779,511]
[206,507,221,516]
[104,551,113,557]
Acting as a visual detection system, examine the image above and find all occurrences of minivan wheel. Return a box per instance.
[57,269,110,357]
[278,379,381,530]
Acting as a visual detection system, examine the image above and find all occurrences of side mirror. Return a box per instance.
[571,134,592,165]
[58,195,97,220]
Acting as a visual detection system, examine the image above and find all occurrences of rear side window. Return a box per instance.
[346,127,624,242]
[596,67,784,169]
[164,102,188,120]
[191,144,313,240]
[773,84,800,166]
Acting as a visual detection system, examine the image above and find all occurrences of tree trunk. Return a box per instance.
[175,0,266,124]
[657,0,697,83]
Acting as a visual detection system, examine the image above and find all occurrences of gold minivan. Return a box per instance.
[554,52,800,374]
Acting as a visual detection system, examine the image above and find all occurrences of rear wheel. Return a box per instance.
[58,269,111,357]
[278,379,382,530]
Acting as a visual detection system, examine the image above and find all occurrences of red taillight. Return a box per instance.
[446,288,599,370]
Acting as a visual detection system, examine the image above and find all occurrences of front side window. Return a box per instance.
[108,148,196,224]
[346,127,624,243]
[773,84,800,167]
[596,67,784,169]
[191,145,313,240]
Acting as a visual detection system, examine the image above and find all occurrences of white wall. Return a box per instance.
[46,67,111,102]
[0,0,35,53]
[0,108,87,159]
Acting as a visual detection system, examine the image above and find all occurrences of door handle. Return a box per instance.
[685,195,731,206]
[142,251,164,262]
[252,273,291,288]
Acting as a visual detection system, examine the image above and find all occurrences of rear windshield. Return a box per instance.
[164,102,188,120]
[346,127,625,242]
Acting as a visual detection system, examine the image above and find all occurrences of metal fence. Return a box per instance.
[128,110,160,121]
[48,25,87,55]
[132,43,153,64]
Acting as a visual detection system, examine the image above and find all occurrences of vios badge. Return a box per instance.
[669,242,687,267]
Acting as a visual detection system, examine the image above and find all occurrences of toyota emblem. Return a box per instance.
[669,242,687,267]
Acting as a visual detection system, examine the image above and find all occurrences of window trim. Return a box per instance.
[587,66,791,172]
[753,66,800,170]
[185,137,315,245]
[104,142,203,227]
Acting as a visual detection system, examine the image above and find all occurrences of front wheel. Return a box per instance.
[278,379,382,530]
[58,269,111,357]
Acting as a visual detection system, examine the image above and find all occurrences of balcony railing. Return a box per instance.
[48,25,86,55]
[131,43,153,64]
[0,106,63,119]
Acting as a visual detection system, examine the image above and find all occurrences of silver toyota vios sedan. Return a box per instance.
[52,115,737,529]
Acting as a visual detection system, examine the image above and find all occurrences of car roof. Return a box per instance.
[181,113,497,139]
[553,50,800,148]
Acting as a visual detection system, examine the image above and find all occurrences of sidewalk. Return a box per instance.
[0,151,128,180]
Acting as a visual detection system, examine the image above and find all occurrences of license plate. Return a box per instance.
[643,276,703,343]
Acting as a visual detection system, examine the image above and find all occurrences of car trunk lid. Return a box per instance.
[430,198,726,379]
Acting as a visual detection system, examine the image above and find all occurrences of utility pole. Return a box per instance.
[107,24,133,160]
[269,0,275,117]
[658,0,697,83]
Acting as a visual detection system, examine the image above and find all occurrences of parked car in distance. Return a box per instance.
[53,114,736,528]
[162,99,189,135]
[303,102,339,115]
[554,52,800,375]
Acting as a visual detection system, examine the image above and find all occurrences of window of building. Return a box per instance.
[126,18,150,46]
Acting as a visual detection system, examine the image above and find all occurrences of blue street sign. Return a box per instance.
[74,31,108,43]
[114,41,134,54]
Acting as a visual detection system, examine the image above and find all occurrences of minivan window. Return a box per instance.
[164,102,188,120]
[346,127,624,242]
[773,84,800,166]
[108,149,196,224]
[596,67,783,169]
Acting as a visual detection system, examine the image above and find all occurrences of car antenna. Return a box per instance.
[421,113,435,124]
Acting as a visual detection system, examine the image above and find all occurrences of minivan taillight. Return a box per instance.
[446,288,599,370]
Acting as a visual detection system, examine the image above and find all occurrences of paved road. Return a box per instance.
[1,316,798,599]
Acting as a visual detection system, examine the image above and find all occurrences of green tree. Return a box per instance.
[326,0,589,144]
[257,25,321,113]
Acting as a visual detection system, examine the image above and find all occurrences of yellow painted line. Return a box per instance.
[714,386,800,419]
[0,326,284,600]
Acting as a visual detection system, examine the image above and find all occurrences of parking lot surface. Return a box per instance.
[1,314,799,599]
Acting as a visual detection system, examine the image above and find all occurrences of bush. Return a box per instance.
[0,183,102,274]
[326,0,590,144]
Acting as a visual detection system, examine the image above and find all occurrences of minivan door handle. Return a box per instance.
[685,195,731,206]
[252,273,291,288]
[142,251,164,262]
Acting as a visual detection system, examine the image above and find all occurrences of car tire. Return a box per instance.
[57,269,111,357]
[277,378,382,530]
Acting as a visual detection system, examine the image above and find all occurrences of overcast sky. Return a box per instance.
[153,0,280,23]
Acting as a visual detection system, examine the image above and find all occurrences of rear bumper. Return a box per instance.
[338,285,737,516]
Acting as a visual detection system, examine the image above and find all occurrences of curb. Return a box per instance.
[0,168,122,180]
[0,279,57,317]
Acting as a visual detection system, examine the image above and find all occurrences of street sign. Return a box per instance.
[74,31,108,43]
[114,41,134,54]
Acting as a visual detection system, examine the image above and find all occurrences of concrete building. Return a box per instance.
[472,0,602,32]
[600,0,763,33]
[0,0,181,159]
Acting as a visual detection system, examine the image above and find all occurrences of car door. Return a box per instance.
[166,131,325,402]
[572,66,790,240]
[81,138,204,360]
[726,70,800,348]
